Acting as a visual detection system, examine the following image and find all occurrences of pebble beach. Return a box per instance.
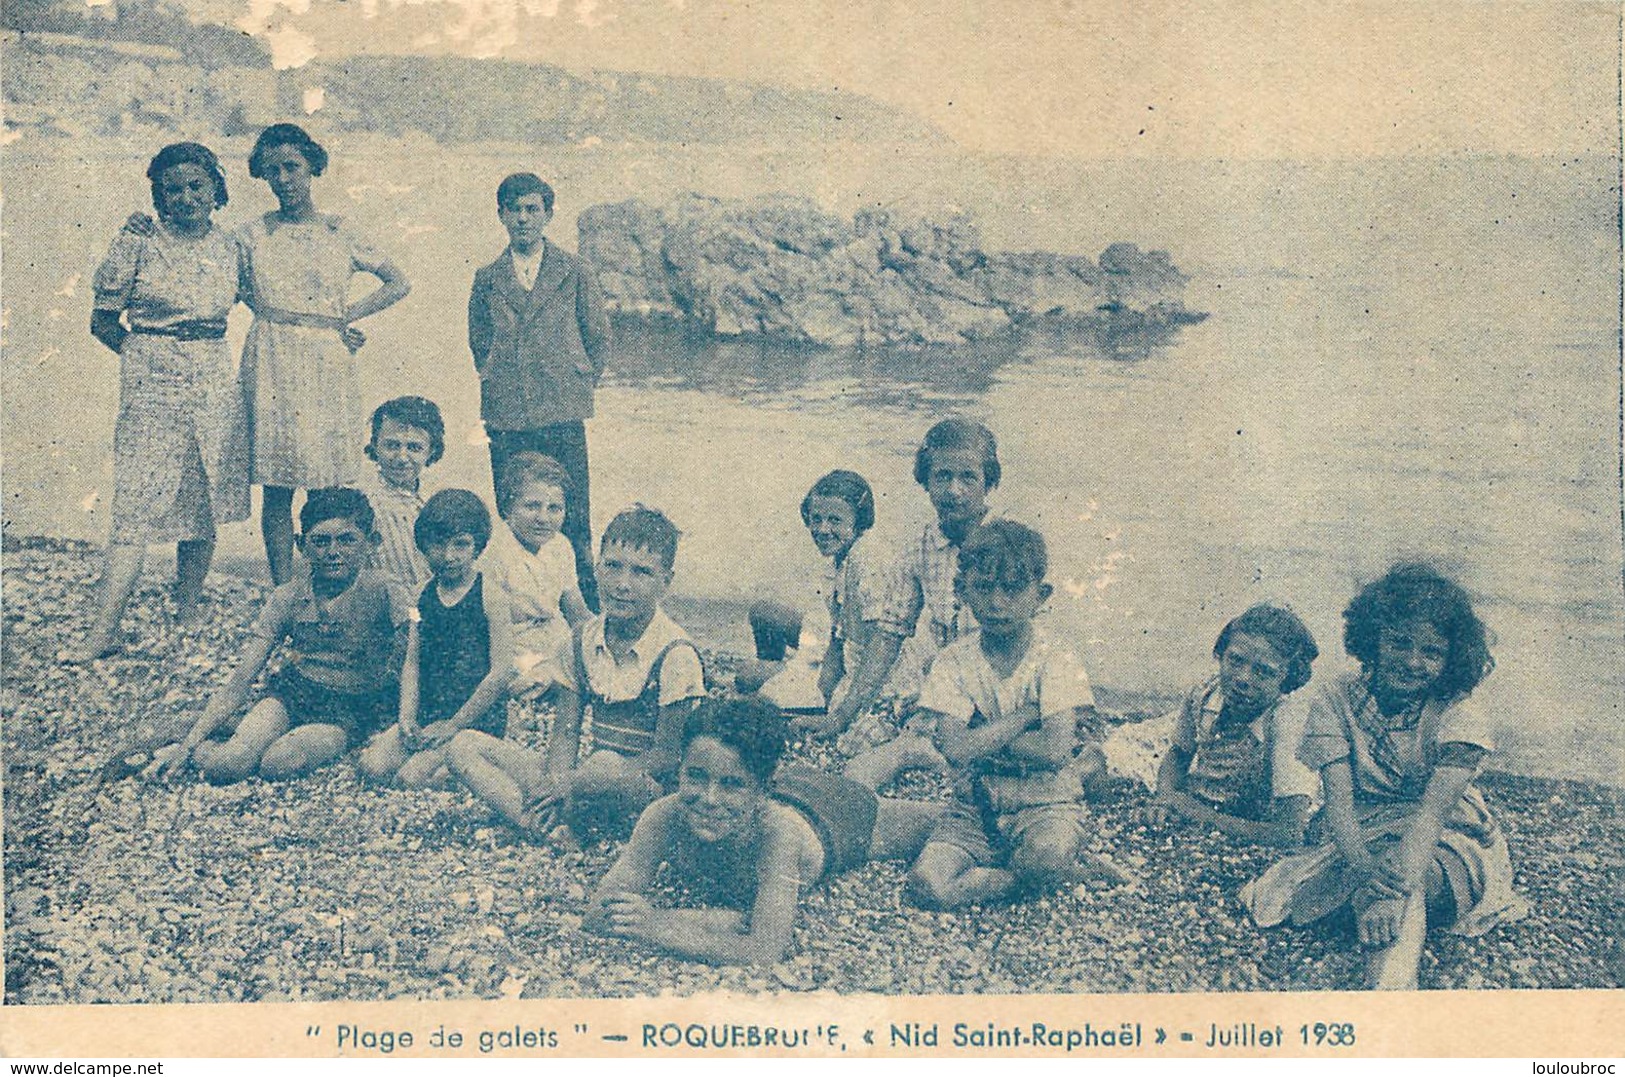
[5,536,1621,1004]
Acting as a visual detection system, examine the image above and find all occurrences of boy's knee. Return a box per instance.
[397,752,447,789]
[574,750,628,785]
[356,741,397,783]
[446,729,491,771]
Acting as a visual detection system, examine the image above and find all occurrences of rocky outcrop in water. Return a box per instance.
[578,194,1206,347]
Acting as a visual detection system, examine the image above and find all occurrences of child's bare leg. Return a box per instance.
[259,723,348,780]
[174,536,215,625]
[192,698,290,783]
[869,797,943,862]
[844,733,945,791]
[446,730,548,827]
[62,543,145,662]
[1364,862,1447,990]
[907,841,1013,909]
[260,485,296,586]
[1364,892,1428,990]
[357,725,409,783]
[396,748,451,789]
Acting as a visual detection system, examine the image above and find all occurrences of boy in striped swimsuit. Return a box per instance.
[448,505,706,837]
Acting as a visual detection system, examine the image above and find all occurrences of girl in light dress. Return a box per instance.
[236,123,411,584]
[64,142,251,663]
[1241,563,1528,989]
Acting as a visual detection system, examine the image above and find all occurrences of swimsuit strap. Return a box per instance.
[639,637,705,699]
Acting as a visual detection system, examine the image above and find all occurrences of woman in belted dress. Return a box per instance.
[64,142,251,663]
[236,123,410,584]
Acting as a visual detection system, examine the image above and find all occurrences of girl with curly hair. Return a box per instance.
[1242,563,1528,989]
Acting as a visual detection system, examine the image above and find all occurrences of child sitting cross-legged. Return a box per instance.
[447,505,706,838]
[905,520,1129,908]
[151,488,411,782]
[585,695,942,966]
[1138,604,1322,847]
[358,489,516,788]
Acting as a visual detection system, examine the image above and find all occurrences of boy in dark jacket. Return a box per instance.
[469,172,610,608]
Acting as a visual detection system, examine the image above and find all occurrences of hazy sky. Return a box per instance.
[190,0,1618,158]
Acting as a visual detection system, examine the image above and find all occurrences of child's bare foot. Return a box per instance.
[836,710,896,757]
[516,802,561,840]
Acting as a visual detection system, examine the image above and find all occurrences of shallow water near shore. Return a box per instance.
[3,139,1621,783]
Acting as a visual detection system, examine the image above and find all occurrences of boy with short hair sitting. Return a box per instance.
[447,505,705,836]
[905,520,1127,908]
[824,418,1004,788]
[153,488,411,782]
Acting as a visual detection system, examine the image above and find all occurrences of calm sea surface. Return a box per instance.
[4,140,1620,782]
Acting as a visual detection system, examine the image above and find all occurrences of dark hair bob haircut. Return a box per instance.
[681,695,788,785]
[368,396,446,468]
[414,488,493,556]
[1214,604,1320,696]
[248,123,329,179]
[799,469,875,535]
[913,418,1001,490]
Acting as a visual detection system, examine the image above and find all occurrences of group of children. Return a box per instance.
[74,134,1526,990]
[126,403,1524,991]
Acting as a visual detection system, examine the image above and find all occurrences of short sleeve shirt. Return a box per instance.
[253,568,412,693]
[829,534,886,661]
[238,214,389,318]
[917,626,1095,737]
[488,525,578,664]
[93,226,242,328]
[1299,671,1496,803]
[556,608,707,707]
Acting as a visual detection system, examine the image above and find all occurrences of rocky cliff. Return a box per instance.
[578,194,1206,348]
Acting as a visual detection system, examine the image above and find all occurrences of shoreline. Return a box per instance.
[4,532,1608,787]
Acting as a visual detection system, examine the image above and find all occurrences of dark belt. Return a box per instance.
[129,319,228,341]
